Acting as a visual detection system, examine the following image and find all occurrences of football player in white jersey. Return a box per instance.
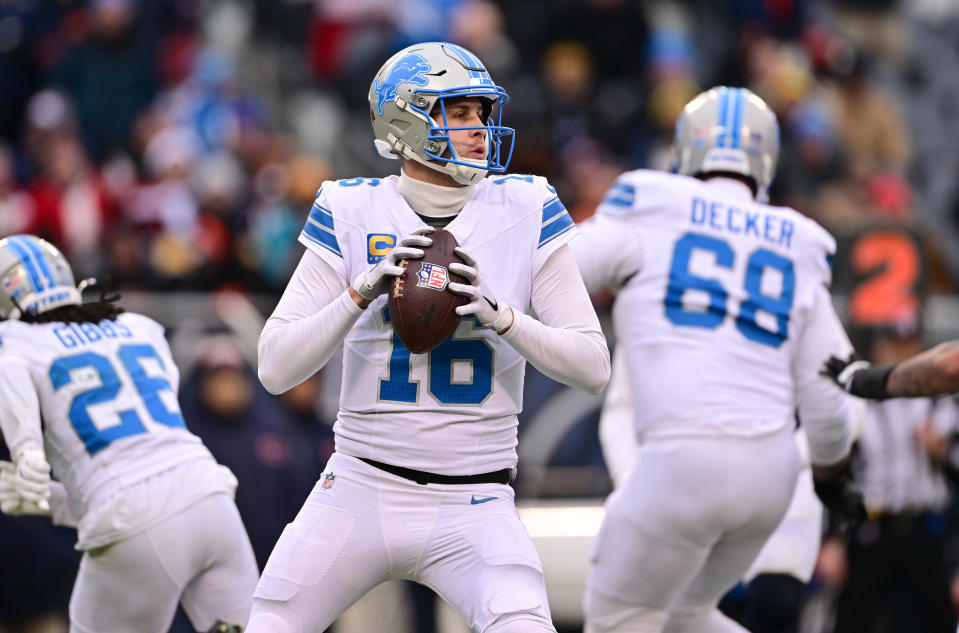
[0,235,258,633]
[571,87,865,633]
[599,351,850,632]
[252,41,610,633]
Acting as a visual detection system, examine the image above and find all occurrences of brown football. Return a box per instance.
[388,229,468,354]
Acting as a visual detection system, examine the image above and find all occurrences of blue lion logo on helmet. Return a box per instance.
[373,53,432,116]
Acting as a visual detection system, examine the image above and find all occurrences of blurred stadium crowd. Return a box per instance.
[4,0,959,632]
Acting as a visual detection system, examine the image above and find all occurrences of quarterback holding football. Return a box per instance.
[253,41,609,633]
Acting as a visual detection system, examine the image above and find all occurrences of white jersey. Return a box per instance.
[297,174,576,473]
[0,312,223,547]
[576,170,845,442]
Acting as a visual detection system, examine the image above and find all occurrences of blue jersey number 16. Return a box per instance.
[49,343,186,455]
[379,308,493,405]
[664,232,796,348]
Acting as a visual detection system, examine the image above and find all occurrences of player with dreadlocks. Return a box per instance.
[0,234,256,633]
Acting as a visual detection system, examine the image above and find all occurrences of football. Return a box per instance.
[388,229,468,354]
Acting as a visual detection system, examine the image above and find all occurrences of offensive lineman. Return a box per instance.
[572,87,864,633]
[251,42,610,633]
[600,351,867,632]
[0,235,258,633]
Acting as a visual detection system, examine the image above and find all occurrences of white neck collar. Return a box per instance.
[398,170,477,218]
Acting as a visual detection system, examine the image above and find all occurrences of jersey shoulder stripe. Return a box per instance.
[601,181,636,208]
[596,168,684,218]
[539,195,574,247]
[300,185,343,258]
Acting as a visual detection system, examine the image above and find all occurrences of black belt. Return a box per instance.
[358,457,512,485]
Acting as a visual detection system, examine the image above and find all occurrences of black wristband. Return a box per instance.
[849,363,895,400]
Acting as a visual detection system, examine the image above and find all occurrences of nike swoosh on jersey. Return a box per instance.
[483,296,498,311]
[470,495,497,505]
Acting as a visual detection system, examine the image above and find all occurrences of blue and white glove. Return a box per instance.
[448,246,514,334]
[351,228,433,301]
[0,459,50,516]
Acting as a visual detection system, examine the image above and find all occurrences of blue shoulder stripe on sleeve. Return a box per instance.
[602,182,635,208]
[542,197,566,223]
[538,198,574,248]
[301,203,342,257]
[309,201,336,231]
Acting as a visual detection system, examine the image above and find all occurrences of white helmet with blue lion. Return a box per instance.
[369,41,514,185]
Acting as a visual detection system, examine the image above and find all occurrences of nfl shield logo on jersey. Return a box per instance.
[416,263,450,291]
[322,472,336,489]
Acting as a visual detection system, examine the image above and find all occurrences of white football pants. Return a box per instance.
[69,491,258,633]
[247,452,555,633]
[743,465,822,583]
[585,428,800,633]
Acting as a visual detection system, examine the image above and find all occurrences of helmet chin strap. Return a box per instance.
[373,139,399,160]
[449,162,488,185]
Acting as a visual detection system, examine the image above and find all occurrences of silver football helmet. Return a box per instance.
[0,235,81,319]
[369,41,514,185]
[673,86,780,202]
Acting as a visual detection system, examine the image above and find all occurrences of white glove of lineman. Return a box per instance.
[11,449,51,510]
[448,246,514,334]
[351,228,433,301]
[0,462,19,513]
[0,460,51,516]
